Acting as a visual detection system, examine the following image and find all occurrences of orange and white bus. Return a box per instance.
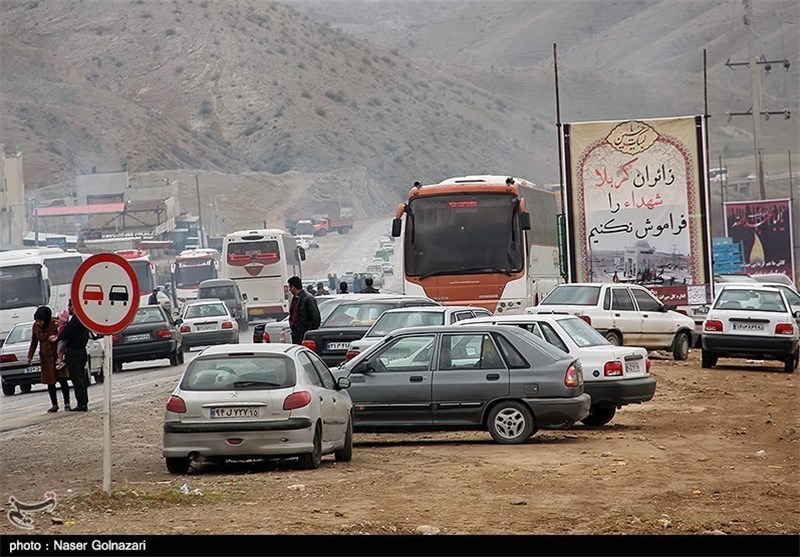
[391,175,561,314]
[115,249,157,306]
[170,248,221,305]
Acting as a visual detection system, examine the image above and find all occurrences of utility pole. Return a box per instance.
[194,174,204,248]
[725,0,792,200]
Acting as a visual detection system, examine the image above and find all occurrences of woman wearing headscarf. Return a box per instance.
[28,306,71,413]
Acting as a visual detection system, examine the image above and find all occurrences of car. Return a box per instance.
[346,305,493,361]
[714,273,759,284]
[82,284,104,305]
[302,295,439,366]
[751,273,796,288]
[527,283,697,360]
[197,279,248,328]
[334,324,591,443]
[0,321,105,396]
[373,249,389,262]
[179,299,240,351]
[381,262,394,275]
[380,242,394,255]
[308,238,320,250]
[458,314,655,426]
[294,237,311,251]
[112,305,184,373]
[162,343,354,473]
[109,285,130,306]
[701,285,800,372]
[253,294,346,344]
[364,264,385,288]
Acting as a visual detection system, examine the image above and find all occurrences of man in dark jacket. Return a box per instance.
[360,277,380,294]
[56,299,90,411]
[288,276,321,344]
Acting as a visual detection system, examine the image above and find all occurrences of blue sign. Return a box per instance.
[713,237,745,274]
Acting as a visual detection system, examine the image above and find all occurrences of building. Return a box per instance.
[0,145,26,247]
[624,240,656,280]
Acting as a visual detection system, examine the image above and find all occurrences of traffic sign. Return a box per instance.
[71,253,141,335]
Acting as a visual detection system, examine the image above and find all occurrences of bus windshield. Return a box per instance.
[175,259,217,288]
[0,265,46,310]
[405,194,523,277]
[129,260,154,292]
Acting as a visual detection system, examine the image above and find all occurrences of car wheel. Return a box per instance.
[113,361,123,374]
[165,457,191,475]
[2,382,15,396]
[298,423,322,469]
[182,342,190,353]
[672,332,690,361]
[784,351,798,373]
[334,414,353,462]
[580,406,617,427]
[604,331,622,346]
[19,384,32,394]
[486,401,536,444]
[701,350,717,369]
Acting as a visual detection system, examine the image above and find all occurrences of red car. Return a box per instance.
[83,284,104,304]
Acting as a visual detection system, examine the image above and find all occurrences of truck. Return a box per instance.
[311,206,353,235]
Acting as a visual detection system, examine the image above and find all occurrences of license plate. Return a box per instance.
[196,324,217,332]
[327,342,350,351]
[624,362,640,375]
[732,322,766,332]
[126,333,151,341]
[25,366,40,374]
[209,407,261,419]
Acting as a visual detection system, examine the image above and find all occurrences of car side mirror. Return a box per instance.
[242,293,248,301]
[391,218,402,237]
[662,304,675,312]
[174,318,183,325]
[794,310,800,319]
[352,361,374,374]
[337,376,351,390]
[519,211,532,231]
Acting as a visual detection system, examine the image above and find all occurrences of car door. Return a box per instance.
[630,286,673,348]
[610,287,642,343]
[308,352,349,440]
[347,334,436,427]
[433,333,509,425]
[297,352,336,443]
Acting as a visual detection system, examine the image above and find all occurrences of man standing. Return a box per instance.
[360,277,380,294]
[288,276,321,344]
[56,299,90,411]
[316,282,329,296]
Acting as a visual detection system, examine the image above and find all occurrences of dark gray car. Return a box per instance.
[334,324,591,444]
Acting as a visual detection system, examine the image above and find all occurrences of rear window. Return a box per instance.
[5,323,33,345]
[184,303,228,319]
[540,286,601,306]
[226,241,280,265]
[132,307,165,324]
[714,289,788,313]
[198,286,236,300]
[324,302,394,327]
[367,311,444,337]
[180,355,296,391]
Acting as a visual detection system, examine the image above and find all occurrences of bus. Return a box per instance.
[170,248,221,305]
[40,249,86,315]
[0,249,54,343]
[115,249,157,306]
[221,229,304,321]
[391,175,561,313]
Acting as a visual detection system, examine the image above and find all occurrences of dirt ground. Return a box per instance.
[1,352,798,536]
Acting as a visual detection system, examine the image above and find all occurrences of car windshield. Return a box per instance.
[5,323,33,345]
[323,302,394,327]
[132,307,165,324]
[184,303,228,319]
[557,318,609,348]
[367,311,444,337]
[540,286,601,306]
[180,355,296,391]
[198,286,236,300]
[714,289,788,313]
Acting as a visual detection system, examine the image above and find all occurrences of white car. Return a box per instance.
[527,283,697,360]
[178,299,240,351]
[294,237,311,251]
[381,262,394,275]
[162,344,353,473]
[702,285,799,372]
[459,314,655,426]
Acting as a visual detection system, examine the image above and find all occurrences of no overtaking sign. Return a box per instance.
[71,253,141,335]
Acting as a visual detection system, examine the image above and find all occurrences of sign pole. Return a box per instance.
[103,333,113,495]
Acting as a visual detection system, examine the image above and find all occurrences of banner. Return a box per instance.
[562,116,712,303]
[724,199,794,282]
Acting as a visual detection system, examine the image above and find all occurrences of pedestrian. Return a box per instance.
[612,271,619,283]
[287,276,321,344]
[28,306,71,413]
[306,284,316,296]
[338,281,349,294]
[316,282,329,296]
[327,273,336,292]
[56,299,90,412]
[353,273,363,293]
[147,287,160,305]
[360,277,380,294]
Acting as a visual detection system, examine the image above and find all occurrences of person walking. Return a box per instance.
[28,306,71,413]
[327,274,336,292]
[353,273,363,294]
[359,277,380,294]
[287,276,321,345]
[56,299,90,412]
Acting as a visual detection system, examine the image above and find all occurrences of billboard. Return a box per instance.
[723,199,794,282]
[561,116,712,304]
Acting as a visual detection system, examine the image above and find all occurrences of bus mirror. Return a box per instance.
[519,211,532,231]
[298,247,306,261]
[391,218,402,237]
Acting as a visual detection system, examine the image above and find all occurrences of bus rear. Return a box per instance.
[0,252,50,343]
[115,249,156,306]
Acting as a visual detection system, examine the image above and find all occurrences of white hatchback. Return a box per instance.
[459,314,656,426]
[179,299,240,351]
[702,285,799,372]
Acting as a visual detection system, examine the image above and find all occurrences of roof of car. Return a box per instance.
[197,343,302,357]
[379,305,486,314]
[330,294,435,304]
[198,279,236,287]
[183,298,227,305]
[716,283,789,292]
[384,324,524,336]
[463,314,577,323]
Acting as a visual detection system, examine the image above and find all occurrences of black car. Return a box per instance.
[302,296,438,366]
[112,305,184,373]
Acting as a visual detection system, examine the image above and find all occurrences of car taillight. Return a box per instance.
[565,363,580,387]
[180,325,190,333]
[221,321,234,329]
[704,320,723,332]
[579,315,592,326]
[646,358,651,373]
[283,285,290,300]
[0,354,17,363]
[262,332,270,343]
[157,329,172,338]
[283,391,312,410]
[302,340,317,352]
[166,395,186,413]
[112,334,120,344]
[604,361,623,377]
[345,350,359,361]
[279,331,287,343]
[775,323,794,335]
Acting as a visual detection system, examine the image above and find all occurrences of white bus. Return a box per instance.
[171,248,221,305]
[221,229,304,321]
[115,249,157,306]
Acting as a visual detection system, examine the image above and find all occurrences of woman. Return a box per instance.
[27,306,71,413]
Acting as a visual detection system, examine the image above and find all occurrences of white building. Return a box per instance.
[0,145,26,247]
